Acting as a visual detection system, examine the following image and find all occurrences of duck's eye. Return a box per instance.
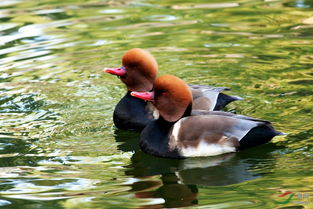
[127,63,137,68]
[157,90,167,96]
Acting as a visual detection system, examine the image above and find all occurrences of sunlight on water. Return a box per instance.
[0,0,312,208]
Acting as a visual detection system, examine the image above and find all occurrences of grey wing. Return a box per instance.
[190,86,222,111]
[169,115,262,149]
[188,84,230,92]
[191,110,272,125]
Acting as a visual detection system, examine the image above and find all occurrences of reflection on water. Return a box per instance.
[118,129,283,208]
[126,151,261,186]
[131,174,199,208]
[0,0,313,208]
[125,152,257,208]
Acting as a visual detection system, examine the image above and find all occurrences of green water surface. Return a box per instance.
[0,0,313,208]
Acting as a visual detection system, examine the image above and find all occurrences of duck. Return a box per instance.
[104,48,242,131]
[130,74,284,158]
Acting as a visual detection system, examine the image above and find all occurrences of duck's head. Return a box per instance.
[131,75,192,122]
[104,48,158,92]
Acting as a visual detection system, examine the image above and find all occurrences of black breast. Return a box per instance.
[113,92,153,131]
[140,119,183,159]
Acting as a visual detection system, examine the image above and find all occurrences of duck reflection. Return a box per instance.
[115,129,279,208]
[131,173,198,208]
[126,151,260,186]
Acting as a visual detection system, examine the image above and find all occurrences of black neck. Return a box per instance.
[182,103,192,118]
[157,103,192,128]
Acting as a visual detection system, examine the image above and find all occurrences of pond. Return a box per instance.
[0,0,313,208]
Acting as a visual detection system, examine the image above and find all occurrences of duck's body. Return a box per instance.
[140,112,282,159]
[131,75,283,158]
[105,48,242,131]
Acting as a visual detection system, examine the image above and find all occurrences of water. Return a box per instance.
[0,0,312,208]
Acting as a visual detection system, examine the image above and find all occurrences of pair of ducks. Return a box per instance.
[105,48,283,159]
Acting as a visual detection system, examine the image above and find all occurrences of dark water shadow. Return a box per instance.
[114,129,141,152]
[115,129,283,208]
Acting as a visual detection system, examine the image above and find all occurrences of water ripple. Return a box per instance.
[172,3,239,10]
[144,15,177,21]
[0,0,312,208]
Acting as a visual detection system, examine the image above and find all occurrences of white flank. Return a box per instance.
[180,140,236,157]
[171,119,183,141]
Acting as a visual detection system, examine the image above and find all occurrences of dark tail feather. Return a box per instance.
[239,126,273,150]
[238,125,285,150]
[214,93,243,111]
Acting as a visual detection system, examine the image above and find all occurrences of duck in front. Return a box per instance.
[104,48,242,131]
[131,75,284,158]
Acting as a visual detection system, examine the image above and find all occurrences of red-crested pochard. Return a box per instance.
[105,48,242,131]
[130,75,284,158]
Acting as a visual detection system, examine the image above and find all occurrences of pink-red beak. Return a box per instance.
[131,91,154,101]
[104,67,127,76]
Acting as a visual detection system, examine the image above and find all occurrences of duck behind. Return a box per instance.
[106,49,158,130]
[105,48,242,131]
[131,75,284,158]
